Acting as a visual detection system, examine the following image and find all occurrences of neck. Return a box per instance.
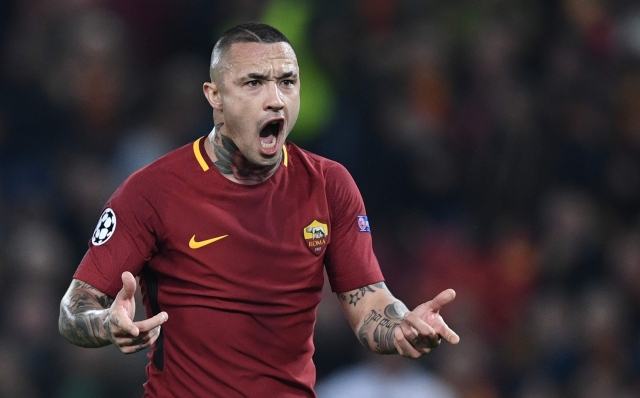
[207,123,280,184]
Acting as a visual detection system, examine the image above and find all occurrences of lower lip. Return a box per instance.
[259,133,281,156]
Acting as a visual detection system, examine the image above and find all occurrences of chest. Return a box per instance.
[151,174,331,296]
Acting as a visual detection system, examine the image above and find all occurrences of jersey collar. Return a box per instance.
[192,135,288,172]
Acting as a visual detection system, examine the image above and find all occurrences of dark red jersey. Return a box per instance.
[74,137,384,397]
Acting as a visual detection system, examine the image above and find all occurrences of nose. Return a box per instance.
[265,82,284,111]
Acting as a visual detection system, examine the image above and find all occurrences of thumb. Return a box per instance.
[117,271,137,302]
[428,289,457,312]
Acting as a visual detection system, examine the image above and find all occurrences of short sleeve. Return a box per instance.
[73,169,163,298]
[323,163,384,292]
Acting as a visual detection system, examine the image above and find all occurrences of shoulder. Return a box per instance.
[114,139,200,200]
[285,142,353,184]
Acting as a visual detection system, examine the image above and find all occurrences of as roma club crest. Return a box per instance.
[303,220,329,256]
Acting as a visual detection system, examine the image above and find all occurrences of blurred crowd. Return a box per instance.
[1,0,640,397]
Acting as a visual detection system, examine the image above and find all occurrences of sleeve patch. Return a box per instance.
[92,208,117,245]
[356,215,370,232]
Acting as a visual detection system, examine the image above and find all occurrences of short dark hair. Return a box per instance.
[209,22,292,81]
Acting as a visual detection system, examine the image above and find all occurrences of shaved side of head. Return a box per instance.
[209,22,292,83]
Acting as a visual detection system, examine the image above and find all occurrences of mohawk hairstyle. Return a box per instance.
[209,22,292,82]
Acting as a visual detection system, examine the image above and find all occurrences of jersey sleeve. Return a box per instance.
[73,169,163,298]
[323,163,384,293]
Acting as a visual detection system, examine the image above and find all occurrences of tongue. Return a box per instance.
[260,135,274,144]
[259,123,280,155]
[259,134,278,155]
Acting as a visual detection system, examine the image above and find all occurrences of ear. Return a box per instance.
[203,82,223,111]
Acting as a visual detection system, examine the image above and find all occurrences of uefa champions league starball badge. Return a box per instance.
[92,208,116,246]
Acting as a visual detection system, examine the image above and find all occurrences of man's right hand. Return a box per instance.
[106,271,168,354]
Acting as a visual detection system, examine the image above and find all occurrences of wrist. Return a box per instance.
[102,308,115,345]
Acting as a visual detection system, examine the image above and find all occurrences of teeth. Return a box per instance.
[261,135,277,148]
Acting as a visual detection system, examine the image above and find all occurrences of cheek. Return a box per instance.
[222,95,240,114]
[226,118,250,142]
[223,99,248,126]
[284,91,300,111]
[287,101,300,125]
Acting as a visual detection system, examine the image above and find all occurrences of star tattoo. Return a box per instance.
[349,293,361,306]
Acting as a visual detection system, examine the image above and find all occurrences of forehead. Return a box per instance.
[223,42,298,75]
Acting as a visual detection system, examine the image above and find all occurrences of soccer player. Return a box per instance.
[58,22,460,397]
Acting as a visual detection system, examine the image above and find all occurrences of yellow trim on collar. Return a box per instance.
[193,137,209,171]
[283,145,288,167]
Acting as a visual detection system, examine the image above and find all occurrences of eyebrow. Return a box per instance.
[245,71,297,80]
[246,72,268,80]
[278,71,296,79]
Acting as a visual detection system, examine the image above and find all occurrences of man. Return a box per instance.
[59,22,460,397]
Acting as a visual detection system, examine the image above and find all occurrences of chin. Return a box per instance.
[261,154,281,166]
[252,152,280,166]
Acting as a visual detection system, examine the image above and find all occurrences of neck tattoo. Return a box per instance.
[208,123,280,183]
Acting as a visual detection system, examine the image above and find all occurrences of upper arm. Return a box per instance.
[323,163,383,292]
[73,170,163,298]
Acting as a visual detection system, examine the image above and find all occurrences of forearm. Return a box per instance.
[339,282,409,355]
[58,279,114,347]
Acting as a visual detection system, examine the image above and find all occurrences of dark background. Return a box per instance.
[1,0,640,397]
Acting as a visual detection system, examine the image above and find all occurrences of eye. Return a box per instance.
[281,79,295,86]
[246,80,260,87]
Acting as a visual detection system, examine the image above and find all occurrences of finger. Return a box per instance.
[118,271,137,301]
[434,321,460,345]
[427,289,456,312]
[421,332,441,349]
[147,325,162,345]
[412,334,437,354]
[403,312,438,341]
[129,327,158,345]
[134,312,168,333]
[400,313,441,353]
[110,308,139,337]
[399,322,435,354]
[123,346,147,354]
[117,326,161,354]
[394,325,423,358]
[120,341,151,354]
[115,325,160,345]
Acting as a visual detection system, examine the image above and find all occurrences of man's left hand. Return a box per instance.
[393,289,460,358]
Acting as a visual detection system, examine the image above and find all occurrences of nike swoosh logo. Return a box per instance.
[189,234,228,249]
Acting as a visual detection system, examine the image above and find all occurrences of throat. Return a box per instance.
[209,128,280,185]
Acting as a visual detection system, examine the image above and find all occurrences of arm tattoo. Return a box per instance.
[357,301,409,354]
[342,283,409,354]
[59,280,114,348]
[339,282,389,307]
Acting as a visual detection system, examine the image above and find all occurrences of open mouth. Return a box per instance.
[259,119,284,154]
